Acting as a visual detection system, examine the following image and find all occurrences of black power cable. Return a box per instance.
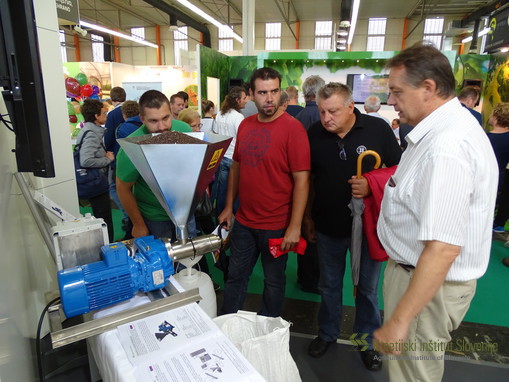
[36,296,61,382]
[0,113,14,132]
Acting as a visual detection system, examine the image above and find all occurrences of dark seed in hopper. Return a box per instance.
[137,131,207,145]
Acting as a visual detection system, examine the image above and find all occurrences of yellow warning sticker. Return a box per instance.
[207,149,223,170]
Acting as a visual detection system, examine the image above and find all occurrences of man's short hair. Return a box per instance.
[279,90,289,106]
[492,102,509,128]
[393,118,400,125]
[317,82,354,106]
[458,86,480,102]
[81,99,104,123]
[302,75,326,99]
[286,86,299,100]
[170,94,184,104]
[364,95,381,112]
[139,90,170,116]
[110,87,126,102]
[249,67,282,92]
[176,90,189,102]
[386,42,456,99]
[121,100,139,119]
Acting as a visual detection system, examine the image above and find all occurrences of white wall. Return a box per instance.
[0,1,79,380]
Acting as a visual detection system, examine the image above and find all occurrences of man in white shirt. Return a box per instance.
[374,43,498,382]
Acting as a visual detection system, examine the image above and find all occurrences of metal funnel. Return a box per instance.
[117,132,232,241]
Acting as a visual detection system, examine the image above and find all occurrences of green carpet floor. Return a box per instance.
[206,243,509,327]
[82,206,509,328]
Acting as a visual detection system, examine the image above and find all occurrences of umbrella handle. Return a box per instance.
[357,150,381,179]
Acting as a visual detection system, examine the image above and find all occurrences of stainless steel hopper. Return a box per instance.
[117,132,232,242]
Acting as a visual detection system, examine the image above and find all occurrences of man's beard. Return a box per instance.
[255,102,279,118]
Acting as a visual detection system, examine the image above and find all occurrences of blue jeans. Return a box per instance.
[221,221,287,317]
[211,157,239,217]
[109,167,128,222]
[316,231,382,347]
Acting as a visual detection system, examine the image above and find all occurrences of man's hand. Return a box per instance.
[105,151,114,161]
[374,318,411,355]
[132,222,150,238]
[348,176,370,199]
[302,217,316,243]
[218,207,234,230]
[281,225,300,252]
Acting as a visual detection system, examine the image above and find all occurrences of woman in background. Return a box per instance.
[488,102,509,234]
[201,99,215,133]
[76,99,115,241]
[178,108,202,132]
[211,87,248,218]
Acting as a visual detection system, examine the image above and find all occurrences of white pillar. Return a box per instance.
[242,0,255,56]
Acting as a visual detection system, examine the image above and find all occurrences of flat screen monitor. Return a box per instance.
[346,74,390,104]
[0,0,55,177]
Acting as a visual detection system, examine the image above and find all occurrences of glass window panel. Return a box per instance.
[265,23,281,38]
[368,18,387,35]
[315,37,331,50]
[174,40,188,66]
[423,35,443,49]
[59,30,67,62]
[315,21,332,36]
[219,39,233,52]
[219,25,233,38]
[366,36,385,51]
[173,26,188,40]
[131,27,145,40]
[91,34,104,62]
[265,38,281,50]
[424,18,444,34]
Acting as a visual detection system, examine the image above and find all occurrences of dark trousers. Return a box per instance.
[297,241,320,290]
[495,169,509,227]
[89,191,114,242]
[221,221,287,317]
[316,232,382,347]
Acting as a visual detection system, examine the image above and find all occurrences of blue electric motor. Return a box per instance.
[58,236,174,318]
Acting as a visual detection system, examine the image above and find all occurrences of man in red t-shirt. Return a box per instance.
[218,67,310,317]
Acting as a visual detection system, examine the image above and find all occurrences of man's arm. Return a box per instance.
[116,177,149,238]
[302,175,316,243]
[374,240,461,353]
[217,160,240,230]
[281,170,310,251]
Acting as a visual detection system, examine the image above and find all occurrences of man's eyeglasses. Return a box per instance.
[337,140,347,161]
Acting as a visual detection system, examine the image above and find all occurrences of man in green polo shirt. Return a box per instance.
[116,89,193,239]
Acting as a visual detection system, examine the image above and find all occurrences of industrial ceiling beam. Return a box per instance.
[273,0,297,40]
[460,0,508,27]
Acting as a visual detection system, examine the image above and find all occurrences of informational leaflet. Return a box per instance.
[117,303,265,382]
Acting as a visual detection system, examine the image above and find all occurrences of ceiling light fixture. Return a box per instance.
[169,14,178,32]
[347,0,360,46]
[175,0,243,43]
[80,20,158,48]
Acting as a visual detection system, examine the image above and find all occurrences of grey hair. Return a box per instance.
[279,90,289,106]
[302,75,326,98]
[364,95,381,112]
[317,82,353,107]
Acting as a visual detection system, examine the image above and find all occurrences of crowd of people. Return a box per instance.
[74,42,507,381]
